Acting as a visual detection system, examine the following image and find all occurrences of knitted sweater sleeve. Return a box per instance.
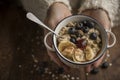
[79,0,119,27]
[21,0,71,21]
[44,0,71,10]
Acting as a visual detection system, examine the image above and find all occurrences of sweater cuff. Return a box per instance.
[45,0,71,10]
[79,0,119,27]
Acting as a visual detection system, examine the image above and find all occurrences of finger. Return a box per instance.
[85,64,92,73]
[47,50,70,71]
[64,12,72,17]
[47,20,56,29]
[93,51,107,68]
[55,13,72,26]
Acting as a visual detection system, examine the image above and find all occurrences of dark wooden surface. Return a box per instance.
[0,5,119,80]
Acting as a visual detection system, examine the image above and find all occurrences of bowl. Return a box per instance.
[44,15,116,68]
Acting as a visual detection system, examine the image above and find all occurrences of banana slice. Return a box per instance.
[58,40,76,52]
[85,46,95,60]
[73,49,85,62]
[62,46,75,58]
[57,34,70,42]
[73,55,78,62]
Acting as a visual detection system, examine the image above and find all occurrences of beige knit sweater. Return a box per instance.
[21,0,119,27]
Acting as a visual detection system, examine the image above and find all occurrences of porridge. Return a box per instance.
[57,20,102,62]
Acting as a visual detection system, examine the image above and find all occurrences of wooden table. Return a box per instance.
[0,5,119,80]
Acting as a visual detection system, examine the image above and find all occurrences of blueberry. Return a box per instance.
[89,33,97,40]
[70,37,76,43]
[81,26,89,33]
[56,67,64,74]
[101,62,109,69]
[68,27,76,34]
[82,20,95,28]
[75,22,83,30]
[88,21,95,28]
[90,68,99,74]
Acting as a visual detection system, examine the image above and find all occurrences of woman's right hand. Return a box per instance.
[79,9,111,72]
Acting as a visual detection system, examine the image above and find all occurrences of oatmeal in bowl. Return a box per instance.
[57,20,101,62]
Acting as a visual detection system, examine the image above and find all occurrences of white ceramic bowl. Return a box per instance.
[44,15,116,68]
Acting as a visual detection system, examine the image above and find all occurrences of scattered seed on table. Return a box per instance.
[86,73,89,76]
[107,54,110,57]
[18,65,22,68]
[55,77,58,79]
[31,55,38,63]
[67,74,70,78]
[33,64,37,68]
[76,77,80,80]
[109,63,112,66]
[63,75,67,78]
[52,74,55,78]
[48,71,52,75]
[67,78,70,80]
[71,77,75,80]
[45,68,48,73]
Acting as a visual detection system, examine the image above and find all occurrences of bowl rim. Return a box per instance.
[52,14,108,65]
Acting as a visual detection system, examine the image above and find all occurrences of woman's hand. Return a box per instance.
[45,3,110,72]
[79,9,111,72]
[44,2,72,70]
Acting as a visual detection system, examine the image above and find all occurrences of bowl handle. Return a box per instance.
[44,32,55,52]
[106,30,116,48]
